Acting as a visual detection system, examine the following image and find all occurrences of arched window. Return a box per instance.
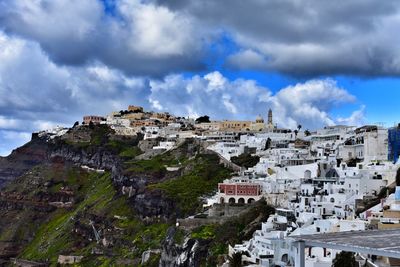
[281,254,289,262]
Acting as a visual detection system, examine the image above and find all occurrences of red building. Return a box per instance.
[218,182,262,204]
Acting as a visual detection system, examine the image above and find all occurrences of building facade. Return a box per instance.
[83,115,105,125]
[218,178,262,204]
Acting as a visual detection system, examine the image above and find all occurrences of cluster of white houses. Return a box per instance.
[41,105,400,267]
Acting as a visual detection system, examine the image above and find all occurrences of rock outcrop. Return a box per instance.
[0,136,49,187]
[159,227,210,267]
[0,125,238,266]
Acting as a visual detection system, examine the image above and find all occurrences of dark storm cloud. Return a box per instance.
[0,0,206,77]
[153,0,400,77]
[1,0,400,77]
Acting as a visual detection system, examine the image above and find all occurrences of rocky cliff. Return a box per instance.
[0,136,49,188]
[0,124,246,266]
[158,200,275,266]
[160,227,210,267]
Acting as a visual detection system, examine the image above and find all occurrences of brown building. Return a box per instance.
[83,115,105,125]
[128,105,144,113]
[221,120,252,131]
[151,112,176,122]
[195,121,222,131]
[122,112,144,120]
[130,119,158,127]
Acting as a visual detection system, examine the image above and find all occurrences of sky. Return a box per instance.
[1,0,400,156]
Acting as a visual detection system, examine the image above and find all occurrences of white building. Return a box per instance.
[208,142,244,160]
[338,125,388,163]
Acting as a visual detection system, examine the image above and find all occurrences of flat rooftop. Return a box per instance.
[291,228,400,258]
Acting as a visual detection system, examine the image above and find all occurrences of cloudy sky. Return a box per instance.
[1,0,400,156]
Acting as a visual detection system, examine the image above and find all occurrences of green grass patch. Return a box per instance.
[190,224,216,240]
[119,146,142,158]
[20,172,117,262]
[148,154,231,215]
[19,168,172,265]
[191,200,275,266]
[132,223,170,252]
[174,228,186,245]
[126,156,167,174]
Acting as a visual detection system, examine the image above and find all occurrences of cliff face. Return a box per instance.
[47,140,179,219]
[159,201,275,266]
[0,136,49,187]
[1,125,228,220]
[49,144,120,171]
[0,125,237,266]
[0,125,275,267]
[160,227,210,267]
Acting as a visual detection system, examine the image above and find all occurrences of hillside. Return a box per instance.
[0,136,49,188]
[0,125,273,266]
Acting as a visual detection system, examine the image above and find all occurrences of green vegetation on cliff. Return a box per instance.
[190,200,275,266]
[5,166,167,266]
[124,140,192,175]
[0,126,238,266]
[231,152,260,168]
[62,124,143,160]
[149,153,232,216]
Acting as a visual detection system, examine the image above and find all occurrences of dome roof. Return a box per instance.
[256,115,264,123]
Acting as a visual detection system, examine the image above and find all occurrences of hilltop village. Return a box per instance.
[36,105,400,267]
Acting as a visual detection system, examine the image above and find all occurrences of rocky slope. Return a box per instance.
[0,124,276,266]
[1,124,259,266]
[0,135,49,188]
[159,200,275,266]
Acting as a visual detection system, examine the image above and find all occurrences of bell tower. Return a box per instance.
[268,108,273,125]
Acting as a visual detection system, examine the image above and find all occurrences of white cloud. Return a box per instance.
[0,31,71,114]
[204,71,227,91]
[271,79,356,128]
[149,72,272,120]
[0,130,31,157]
[0,32,151,131]
[0,0,205,75]
[337,105,366,126]
[2,0,400,77]
[149,72,360,130]
[118,0,196,57]
[6,0,102,41]
[0,31,366,156]
[227,49,269,70]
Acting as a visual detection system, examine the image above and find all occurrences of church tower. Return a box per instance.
[268,108,273,125]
